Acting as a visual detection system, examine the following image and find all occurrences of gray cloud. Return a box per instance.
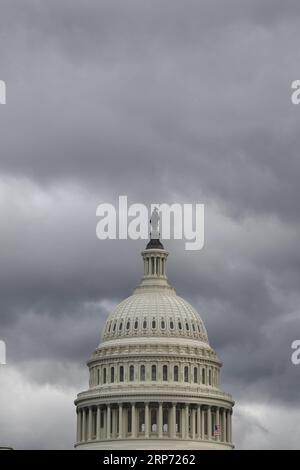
[0,0,300,449]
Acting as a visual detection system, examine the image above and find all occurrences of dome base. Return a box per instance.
[75,439,233,450]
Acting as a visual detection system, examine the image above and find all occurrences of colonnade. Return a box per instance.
[143,253,166,277]
[76,402,232,445]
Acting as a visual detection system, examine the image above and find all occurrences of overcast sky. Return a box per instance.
[0,0,300,449]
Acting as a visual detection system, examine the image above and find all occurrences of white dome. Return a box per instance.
[102,291,209,343]
[75,242,234,450]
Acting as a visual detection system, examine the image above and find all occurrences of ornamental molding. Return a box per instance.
[75,390,234,408]
[88,344,221,366]
[75,386,234,405]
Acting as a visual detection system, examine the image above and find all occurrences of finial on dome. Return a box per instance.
[146,207,164,250]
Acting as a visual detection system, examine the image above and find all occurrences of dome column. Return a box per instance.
[76,408,81,443]
[201,406,205,440]
[131,403,136,438]
[171,403,176,439]
[158,402,163,438]
[215,407,220,441]
[106,404,111,439]
[228,410,232,443]
[191,407,196,439]
[118,404,123,439]
[197,405,201,440]
[145,403,150,438]
[227,409,231,443]
[207,406,212,440]
[82,408,86,442]
[184,404,189,439]
[88,407,93,441]
[96,406,101,440]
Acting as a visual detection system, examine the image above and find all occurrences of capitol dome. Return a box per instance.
[75,236,234,450]
[102,292,209,344]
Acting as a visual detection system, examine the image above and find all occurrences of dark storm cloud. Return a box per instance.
[0,0,300,449]
[1,0,300,221]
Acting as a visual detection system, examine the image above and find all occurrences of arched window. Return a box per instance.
[174,365,179,382]
[151,365,157,381]
[194,367,198,383]
[119,366,124,382]
[119,322,123,331]
[130,365,134,381]
[163,365,168,381]
[134,320,138,330]
[161,320,165,329]
[113,322,116,332]
[152,320,156,329]
[97,369,100,385]
[103,368,107,384]
[111,367,115,383]
[186,322,189,331]
[209,369,212,386]
[140,365,145,381]
[126,320,130,330]
[192,323,195,332]
[178,321,182,330]
[143,320,147,329]
[170,320,174,330]
[202,368,206,384]
[184,366,189,382]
